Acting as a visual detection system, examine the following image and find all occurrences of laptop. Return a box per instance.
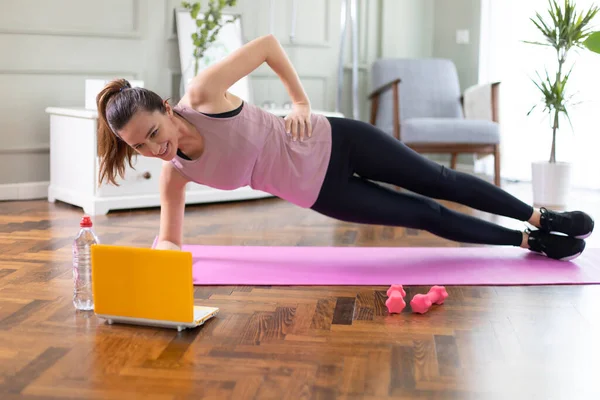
[90,244,218,331]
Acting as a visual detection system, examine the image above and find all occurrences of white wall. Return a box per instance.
[432,0,481,91]
[431,0,482,167]
[380,0,434,59]
[0,0,438,198]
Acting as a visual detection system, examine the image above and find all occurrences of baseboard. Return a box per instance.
[0,181,49,201]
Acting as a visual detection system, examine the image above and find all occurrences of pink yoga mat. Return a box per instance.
[152,238,600,286]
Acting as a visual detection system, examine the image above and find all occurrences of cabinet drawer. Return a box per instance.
[96,156,162,197]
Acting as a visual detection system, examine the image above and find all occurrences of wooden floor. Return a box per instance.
[1,180,599,399]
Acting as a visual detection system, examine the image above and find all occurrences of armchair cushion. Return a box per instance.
[371,58,464,124]
[400,118,500,144]
[462,82,498,121]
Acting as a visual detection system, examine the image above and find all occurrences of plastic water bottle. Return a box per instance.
[72,215,99,310]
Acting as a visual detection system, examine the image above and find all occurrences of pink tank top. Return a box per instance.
[170,102,332,208]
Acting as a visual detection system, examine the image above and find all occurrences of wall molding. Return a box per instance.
[0,0,141,39]
[0,146,49,155]
[0,69,140,77]
[0,181,48,201]
[251,73,328,80]
[0,28,141,40]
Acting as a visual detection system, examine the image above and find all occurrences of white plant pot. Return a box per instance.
[531,161,572,208]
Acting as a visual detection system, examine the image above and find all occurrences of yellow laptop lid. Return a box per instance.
[91,244,194,323]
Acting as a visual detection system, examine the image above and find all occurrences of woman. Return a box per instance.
[96,34,593,260]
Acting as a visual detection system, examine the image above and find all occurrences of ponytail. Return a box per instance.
[95,78,167,186]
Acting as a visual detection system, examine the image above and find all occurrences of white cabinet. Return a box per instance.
[45,106,343,215]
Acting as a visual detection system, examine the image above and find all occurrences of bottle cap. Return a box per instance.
[80,215,93,228]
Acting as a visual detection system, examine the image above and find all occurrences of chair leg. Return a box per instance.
[494,145,501,186]
[450,153,457,170]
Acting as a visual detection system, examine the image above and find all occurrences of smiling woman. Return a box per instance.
[96,80,197,185]
[97,80,164,184]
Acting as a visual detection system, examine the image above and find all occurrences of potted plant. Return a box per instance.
[182,0,239,76]
[525,0,599,207]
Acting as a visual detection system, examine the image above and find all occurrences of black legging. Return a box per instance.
[310,117,534,246]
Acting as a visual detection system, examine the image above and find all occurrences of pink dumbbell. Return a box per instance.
[410,285,448,314]
[386,284,406,298]
[385,284,406,314]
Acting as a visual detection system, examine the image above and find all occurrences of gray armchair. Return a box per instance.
[368,58,501,186]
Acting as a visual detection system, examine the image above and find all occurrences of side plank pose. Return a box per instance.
[96,34,593,261]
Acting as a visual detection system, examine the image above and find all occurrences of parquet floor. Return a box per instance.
[1,181,599,399]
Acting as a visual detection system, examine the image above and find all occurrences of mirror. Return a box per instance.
[175,8,252,103]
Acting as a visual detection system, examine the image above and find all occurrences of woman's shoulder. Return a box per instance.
[176,91,195,110]
[177,77,211,111]
[179,83,244,115]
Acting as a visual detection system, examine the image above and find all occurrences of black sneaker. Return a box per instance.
[527,228,586,261]
[539,207,594,239]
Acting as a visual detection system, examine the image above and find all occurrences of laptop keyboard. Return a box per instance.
[193,306,218,323]
[193,307,204,321]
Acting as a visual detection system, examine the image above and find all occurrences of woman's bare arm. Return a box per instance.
[155,162,189,250]
[188,34,309,109]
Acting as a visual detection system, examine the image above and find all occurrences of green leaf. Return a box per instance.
[191,2,201,19]
[527,104,538,116]
[185,0,238,62]
[522,40,551,46]
[584,31,600,53]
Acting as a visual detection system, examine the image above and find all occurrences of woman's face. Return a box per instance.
[117,103,179,160]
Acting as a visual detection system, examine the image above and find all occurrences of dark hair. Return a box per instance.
[96,78,167,186]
